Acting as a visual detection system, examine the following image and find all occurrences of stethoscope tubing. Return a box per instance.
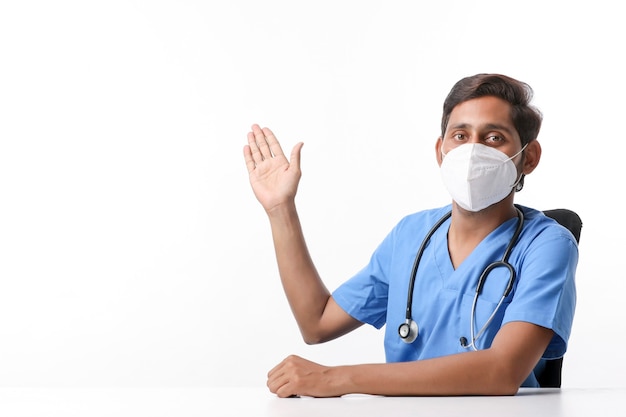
[404,211,452,320]
[400,207,525,349]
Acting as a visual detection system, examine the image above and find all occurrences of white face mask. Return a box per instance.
[440,143,526,212]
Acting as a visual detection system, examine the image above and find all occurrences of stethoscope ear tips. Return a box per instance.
[398,320,419,344]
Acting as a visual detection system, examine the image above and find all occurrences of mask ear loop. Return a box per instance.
[508,143,528,191]
[514,174,525,192]
[507,143,528,162]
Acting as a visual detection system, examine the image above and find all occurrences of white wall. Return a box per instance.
[0,0,622,388]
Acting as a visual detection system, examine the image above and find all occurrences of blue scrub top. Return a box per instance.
[332,205,577,386]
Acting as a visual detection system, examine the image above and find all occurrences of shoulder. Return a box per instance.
[515,205,580,273]
[518,205,580,246]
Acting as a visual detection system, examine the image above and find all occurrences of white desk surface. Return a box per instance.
[0,386,623,417]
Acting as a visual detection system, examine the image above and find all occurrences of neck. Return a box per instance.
[447,198,518,268]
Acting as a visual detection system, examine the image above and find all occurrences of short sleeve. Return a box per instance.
[331,235,392,329]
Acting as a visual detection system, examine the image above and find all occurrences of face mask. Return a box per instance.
[440,143,526,212]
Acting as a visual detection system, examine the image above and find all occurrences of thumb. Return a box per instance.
[289,142,304,170]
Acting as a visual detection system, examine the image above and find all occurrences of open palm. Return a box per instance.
[243,124,304,212]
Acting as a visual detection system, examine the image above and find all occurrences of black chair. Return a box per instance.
[532,209,583,388]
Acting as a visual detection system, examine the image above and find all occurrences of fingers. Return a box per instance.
[290,142,304,170]
[243,144,256,174]
[249,124,277,161]
[267,355,303,398]
[267,360,290,397]
[245,124,298,175]
[246,125,265,167]
[262,127,285,159]
[245,124,278,169]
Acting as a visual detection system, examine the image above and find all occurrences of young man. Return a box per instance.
[242,74,578,397]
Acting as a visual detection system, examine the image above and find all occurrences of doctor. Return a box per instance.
[243,73,577,397]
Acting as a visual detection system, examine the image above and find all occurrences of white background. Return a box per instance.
[0,0,622,388]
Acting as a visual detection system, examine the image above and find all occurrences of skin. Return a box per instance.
[243,96,551,398]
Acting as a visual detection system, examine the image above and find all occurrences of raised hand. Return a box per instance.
[243,124,304,213]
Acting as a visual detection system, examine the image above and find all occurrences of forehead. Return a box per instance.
[447,96,514,131]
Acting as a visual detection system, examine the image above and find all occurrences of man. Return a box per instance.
[243,74,578,397]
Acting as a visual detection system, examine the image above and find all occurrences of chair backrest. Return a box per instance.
[533,208,582,388]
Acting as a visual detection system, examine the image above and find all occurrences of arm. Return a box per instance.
[244,124,363,344]
[267,321,554,397]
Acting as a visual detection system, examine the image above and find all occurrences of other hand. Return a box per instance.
[267,355,343,398]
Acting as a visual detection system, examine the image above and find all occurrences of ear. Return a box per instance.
[522,140,541,175]
[435,137,444,167]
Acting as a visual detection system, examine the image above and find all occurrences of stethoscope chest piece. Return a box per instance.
[398,319,419,343]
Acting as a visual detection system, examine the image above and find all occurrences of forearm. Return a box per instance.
[268,348,524,398]
[299,322,553,397]
[266,202,331,342]
[333,350,520,397]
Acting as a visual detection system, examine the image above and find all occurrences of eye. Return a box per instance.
[485,134,504,143]
[453,133,466,141]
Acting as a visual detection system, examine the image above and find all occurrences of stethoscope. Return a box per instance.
[397,207,525,350]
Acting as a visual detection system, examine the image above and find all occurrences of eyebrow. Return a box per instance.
[449,123,515,134]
